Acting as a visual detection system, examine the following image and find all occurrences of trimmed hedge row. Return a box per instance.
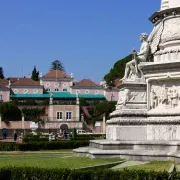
[0,167,178,180]
[23,134,49,143]
[0,141,89,151]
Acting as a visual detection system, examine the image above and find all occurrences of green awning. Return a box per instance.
[10,92,105,99]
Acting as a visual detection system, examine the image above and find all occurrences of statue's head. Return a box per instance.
[140,33,148,42]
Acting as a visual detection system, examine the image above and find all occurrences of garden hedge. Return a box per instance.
[0,141,89,151]
[0,167,178,180]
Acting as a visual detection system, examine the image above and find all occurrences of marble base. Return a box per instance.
[73,140,180,162]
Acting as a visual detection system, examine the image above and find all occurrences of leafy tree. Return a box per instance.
[50,60,65,72]
[92,101,116,119]
[104,54,132,86]
[0,67,5,79]
[0,102,22,121]
[31,66,39,81]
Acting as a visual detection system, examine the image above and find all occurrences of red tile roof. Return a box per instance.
[75,79,100,87]
[43,70,70,78]
[11,78,41,86]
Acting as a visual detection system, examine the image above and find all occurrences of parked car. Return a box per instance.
[77,130,93,135]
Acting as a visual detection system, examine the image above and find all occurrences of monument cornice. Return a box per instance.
[149,7,180,24]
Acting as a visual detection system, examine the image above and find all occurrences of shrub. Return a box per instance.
[0,141,90,151]
[0,167,175,180]
[23,134,49,143]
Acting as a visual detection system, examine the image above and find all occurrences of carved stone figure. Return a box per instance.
[118,89,131,106]
[150,88,158,109]
[159,85,168,106]
[171,87,178,107]
[121,33,150,81]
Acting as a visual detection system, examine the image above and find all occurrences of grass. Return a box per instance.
[123,161,173,172]
[0,153,121,169]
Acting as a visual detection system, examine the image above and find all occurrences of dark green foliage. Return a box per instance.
[70,134,105,141]
[0,102,22,121]
[0,67,4,79]
[104,54,132,86]
[93,101,116,118]
[31,66,39,81]
[23,134,49,143]
[72,128,77,138]
[50,60,65,72]
[0,167,176,180]
[22,107,45,122]
[0,141,89,151]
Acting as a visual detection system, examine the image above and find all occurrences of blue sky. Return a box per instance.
[0,0,160,82]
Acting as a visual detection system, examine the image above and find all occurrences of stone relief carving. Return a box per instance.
[150,83,180,110]
[117,89,131,106]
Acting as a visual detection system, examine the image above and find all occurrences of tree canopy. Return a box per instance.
[0,102,22,121]
[104,54,132,86]
[31,66,39,81]
[0,67,5,79]
[50,60,65,72]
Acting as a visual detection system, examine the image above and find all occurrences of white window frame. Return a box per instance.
[33,89,38,94]
[85,90,89,94]
[54,83,59,87]
[56,111,63,121]
[63,83,67,87]
[14,89,18,94]
[76,90,80,94]
[46,82,50,87]
[95,90,99,95]
[65,111,72,120]
[24,89,28,94]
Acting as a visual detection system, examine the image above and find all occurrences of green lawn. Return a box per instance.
[124,161,173,172]
[0,153,121,169]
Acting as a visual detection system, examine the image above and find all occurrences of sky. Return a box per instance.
[0,0,160,82]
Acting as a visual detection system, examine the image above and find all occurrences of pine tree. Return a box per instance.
[31,66,39,81]
[0,67,5,79]
[50,60,65,72]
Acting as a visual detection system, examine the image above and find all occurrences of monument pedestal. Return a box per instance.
[73,1,180,162]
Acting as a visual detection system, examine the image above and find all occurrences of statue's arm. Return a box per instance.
[137,43,149,56]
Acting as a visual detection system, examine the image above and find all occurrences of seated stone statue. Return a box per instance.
[121,33,150,81]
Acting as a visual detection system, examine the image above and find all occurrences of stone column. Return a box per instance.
[22,115,25,135]
[49,94,54,121]
[76,96,80,121]
[103,114,106,134]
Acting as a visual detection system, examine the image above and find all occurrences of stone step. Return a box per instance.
[111,161,149,169]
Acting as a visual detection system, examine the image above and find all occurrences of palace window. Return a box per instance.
[63,88,67,92]
[14,89,18,94]
[46,88,51,92]
[85,90,89,94]
[33,89,38,94]
[46,82,50,87]
[66,112,72,120]
[95,90,99,95]
[76,90,80,94]
[54,88,59,92]
[57,112,63,120]
[24,89,28,94]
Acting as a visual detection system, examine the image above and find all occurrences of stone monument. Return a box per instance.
[73,0,180,162]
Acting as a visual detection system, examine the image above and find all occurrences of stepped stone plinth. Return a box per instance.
[73,0,180,161]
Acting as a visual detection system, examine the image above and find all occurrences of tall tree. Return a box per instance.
[31,66,39,81]
[50,60,65,72]
[0,67,4,79]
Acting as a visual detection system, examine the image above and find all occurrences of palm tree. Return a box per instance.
[50,60,65,72]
